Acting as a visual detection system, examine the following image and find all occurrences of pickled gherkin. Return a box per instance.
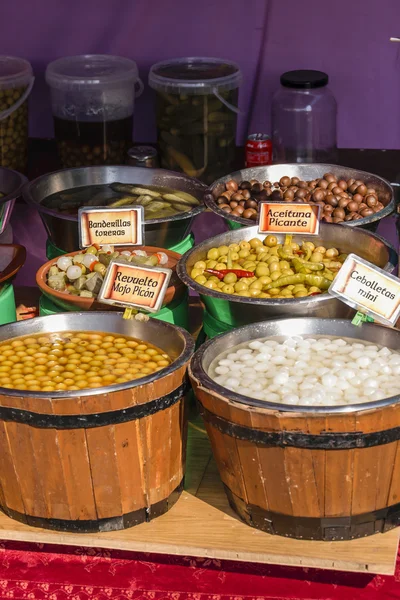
[155,91,238,184]
[149,58,242,185]
[42,182,200,220]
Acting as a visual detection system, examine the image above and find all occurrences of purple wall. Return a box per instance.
[3,0,400,148]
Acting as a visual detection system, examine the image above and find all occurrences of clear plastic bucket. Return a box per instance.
[0,56,34,174]
[149,57,242,185]
[46,55,143,168]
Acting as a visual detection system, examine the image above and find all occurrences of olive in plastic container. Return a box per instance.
[0,56,34,174]
[46,55,143,168]
[149,57,242,184]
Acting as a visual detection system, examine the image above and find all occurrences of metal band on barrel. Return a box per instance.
[199,404,400,450]
[0,382,188,429]
[224,485,400,541]
[2,480,184,533]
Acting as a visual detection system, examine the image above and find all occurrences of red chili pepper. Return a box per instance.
[294,250,305,255]
[204,268,254,280]
[309,292,321,296]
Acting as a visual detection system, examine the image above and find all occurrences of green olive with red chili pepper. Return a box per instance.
[189,234,347,299]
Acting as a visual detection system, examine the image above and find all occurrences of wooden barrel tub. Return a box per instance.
[0,313,194,533]
[189,318,400,541]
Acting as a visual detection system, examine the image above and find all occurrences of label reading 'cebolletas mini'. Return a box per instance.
[258,202,320,235]
[329,254,400,326]
[97,261,172,313]
[78,206,144,248]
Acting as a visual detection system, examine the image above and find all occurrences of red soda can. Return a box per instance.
[245,133,272,167]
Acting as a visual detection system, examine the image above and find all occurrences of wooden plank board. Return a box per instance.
[0,420,397,575]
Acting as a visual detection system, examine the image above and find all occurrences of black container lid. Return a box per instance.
[280,70,328,89]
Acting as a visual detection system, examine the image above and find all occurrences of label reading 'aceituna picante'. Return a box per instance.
[329,254,400,326]
[97,261,172,313]
[258,202,320,235]
[79,206,144,248]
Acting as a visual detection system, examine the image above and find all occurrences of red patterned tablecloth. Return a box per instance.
[0,541,399,600]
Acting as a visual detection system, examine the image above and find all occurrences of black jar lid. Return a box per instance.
[280,70,328,89]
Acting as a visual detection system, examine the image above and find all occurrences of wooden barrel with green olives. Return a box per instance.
[0,57,33,174]
[149,58,242,185]
[46,55,143,169]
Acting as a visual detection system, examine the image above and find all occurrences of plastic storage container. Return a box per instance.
[149,57,242,185]
[271,70,337,164]
[46,55,143,168]
[0,57,34,173]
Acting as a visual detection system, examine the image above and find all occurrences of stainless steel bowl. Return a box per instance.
[0,167,28,235]
[0,312,194,398]
[205,164,394,232]
[22,165,206,252]
[177,223,398,326]
[191,317,400,413]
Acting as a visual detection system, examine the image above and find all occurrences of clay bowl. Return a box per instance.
[36,246,185,312]
[0,244,26,286]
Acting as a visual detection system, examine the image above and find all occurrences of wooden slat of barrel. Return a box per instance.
[235,407,269,512]
[114,420,146,514]
[168,401,186,493]
[25,426,71,521]
[324,413,357,518]
[306,415,327,518]
[24,395,71,521]
[51,394,97,521]
[371,408,400,510]
[4,422,48,518]
[0,423,25,514]
[277,414,320,518]
[388,443,400,506]
[351,410,387,516]
[145,405,174,504]
[199,388,248,503]
[243,406,293,516]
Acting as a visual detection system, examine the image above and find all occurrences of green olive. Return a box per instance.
[207,248,219,260]
[249,238,263,249]
[255,265,270,277]
[222,284,235,294]
[264,235,278,247]
[234,281,249,292]
[223,272,237,284]
[218,245,229,256]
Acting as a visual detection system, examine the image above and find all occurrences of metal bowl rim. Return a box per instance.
[190,317,400,414]
[0,312,195,399]
[22,164,206,223]
[0,166,28,206]
[176,223,398,307]
[204,163,395,228]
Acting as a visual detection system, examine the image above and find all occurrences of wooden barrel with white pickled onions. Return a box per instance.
[0,313,194,532]
[189,318,400,541]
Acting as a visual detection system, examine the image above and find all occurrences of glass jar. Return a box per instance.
[271,70,337,164]
[46,55,143,168]
[149,57,242,184]
[0,56,34,174]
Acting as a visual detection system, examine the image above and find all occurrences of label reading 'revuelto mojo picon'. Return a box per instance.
[258,202,320,235]
[78,206,144,248]
[329,254,400,326]
[97,261,172,313]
